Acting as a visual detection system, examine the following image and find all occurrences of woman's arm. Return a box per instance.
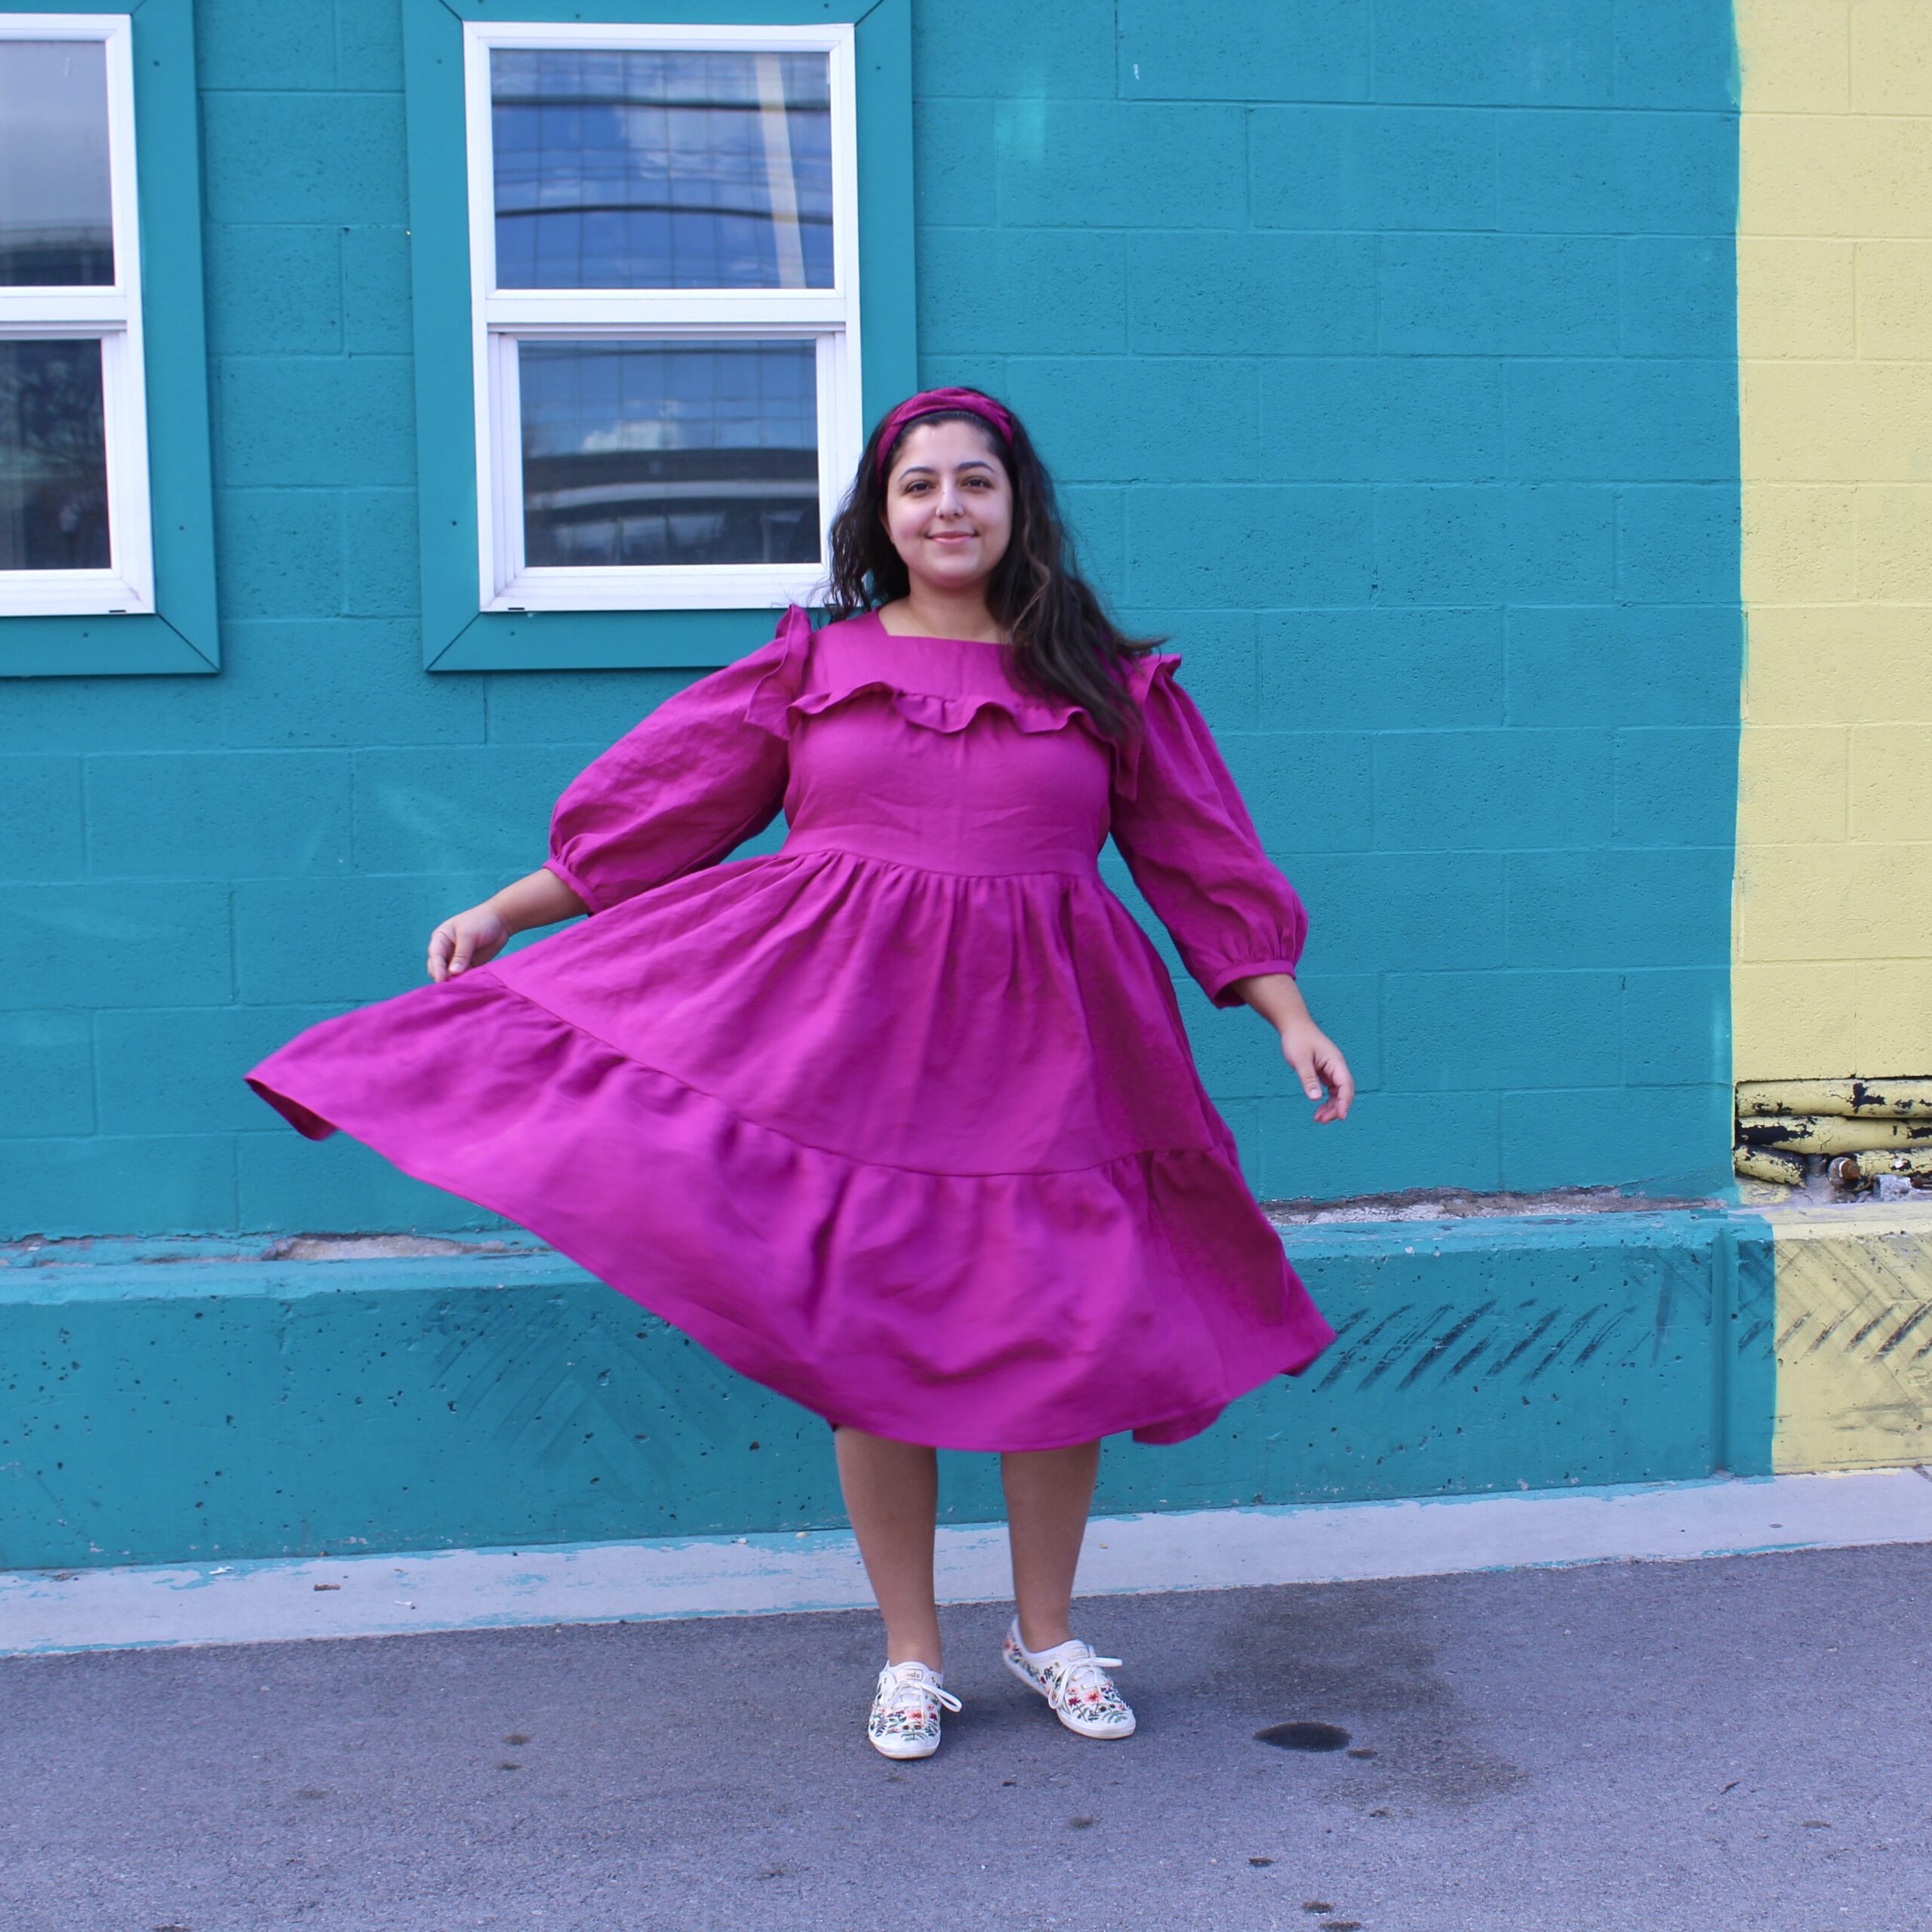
[493,865,588,933]
[426,866,587,983]
[423,607,809,985]
[1226,971,1355,1125]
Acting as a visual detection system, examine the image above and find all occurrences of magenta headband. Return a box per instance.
[875,388,1017,485]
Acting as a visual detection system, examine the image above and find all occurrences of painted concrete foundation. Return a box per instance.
[10,1202,1930,1576]
[0,1212,1777,1571]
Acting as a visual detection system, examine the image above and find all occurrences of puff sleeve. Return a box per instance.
[543,605,808,914]
[1108,657,1309,1008]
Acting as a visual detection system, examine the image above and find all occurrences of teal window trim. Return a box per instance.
[0,0,217,679]
[402,0,916,673]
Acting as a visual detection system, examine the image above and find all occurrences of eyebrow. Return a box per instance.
[897,457,998,478]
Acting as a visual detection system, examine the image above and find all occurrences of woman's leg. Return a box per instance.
[1000,1439,1102,1652]
[833,1425,944,1668]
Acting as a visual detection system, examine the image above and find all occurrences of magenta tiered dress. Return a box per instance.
[245,605,1337,1451]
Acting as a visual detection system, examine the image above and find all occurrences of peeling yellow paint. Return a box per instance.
[1735,1148,1804,1186]
[1738,1077,1932,1118]
[1740,1115,1932,1155]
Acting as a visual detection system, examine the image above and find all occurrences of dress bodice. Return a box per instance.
[777,615,1115,878]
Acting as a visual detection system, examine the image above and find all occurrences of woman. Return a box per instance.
[245,386,1353,1761]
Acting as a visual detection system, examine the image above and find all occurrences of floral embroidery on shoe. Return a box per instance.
[866,1660,961,1759]
[1001,1628,1137,1739]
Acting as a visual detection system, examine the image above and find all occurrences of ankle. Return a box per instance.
[1014,1614,1073,1655]
[884,1633,944,1672]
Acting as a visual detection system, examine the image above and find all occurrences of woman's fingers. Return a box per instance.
[1283,1040,1321,1102]
[1282,1027,1356,1124]
[428,921,472,983]
[1312,1044,1355,1124]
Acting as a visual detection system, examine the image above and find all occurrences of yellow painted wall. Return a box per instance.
[1735,0,1932,1082]
[1769,1201,1932,1472]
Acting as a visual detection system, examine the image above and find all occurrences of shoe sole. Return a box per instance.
[1000,1646,1137,1740]
[868,1732,940,1760]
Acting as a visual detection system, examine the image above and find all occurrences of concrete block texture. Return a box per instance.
[1116,0,1370,103]
[1736,0,1932,1081]
[0,1212,1764,1569]
[20,0,1746,1241]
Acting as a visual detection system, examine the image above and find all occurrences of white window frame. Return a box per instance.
[463,18,863,614]
[0,12,152,617]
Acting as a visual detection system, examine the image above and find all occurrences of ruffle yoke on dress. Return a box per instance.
[245,605,1336,1451]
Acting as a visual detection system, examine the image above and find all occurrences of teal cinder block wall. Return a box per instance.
[3,0,1743,1243]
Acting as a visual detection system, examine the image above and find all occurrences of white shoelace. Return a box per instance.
[878,1663,962,1716]
[1044,1648,1124,1704]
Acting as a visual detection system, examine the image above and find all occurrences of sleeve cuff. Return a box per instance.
[543,857,601,915]
[1203,957,1300,1009]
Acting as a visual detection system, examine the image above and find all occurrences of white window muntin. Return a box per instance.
[463,19,863,614]
[0,13,152,617]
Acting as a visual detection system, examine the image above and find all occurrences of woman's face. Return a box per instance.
[880,417,1014,595]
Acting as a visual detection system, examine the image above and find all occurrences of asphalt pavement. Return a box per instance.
[4,1543,1929,1932]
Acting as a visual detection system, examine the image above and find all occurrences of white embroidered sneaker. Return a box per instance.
[1001,1621,1137,1739]
[866,1660,961,1760]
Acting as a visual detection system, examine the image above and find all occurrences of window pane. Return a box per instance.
[491,49,833,290]
[0,340,110,571]
[0,40,113,286]
[519,340,818,568]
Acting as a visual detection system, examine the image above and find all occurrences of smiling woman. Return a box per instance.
[245,382,1354,1764]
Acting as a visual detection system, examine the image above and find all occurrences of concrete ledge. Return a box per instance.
[5,1211,1780,1570]
[6,1467,1930,1658]
[12,1204,1932,1574]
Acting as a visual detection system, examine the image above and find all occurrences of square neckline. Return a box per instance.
[864,607,1014,651]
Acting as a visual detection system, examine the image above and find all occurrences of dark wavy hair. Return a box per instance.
[816,390,1161,743]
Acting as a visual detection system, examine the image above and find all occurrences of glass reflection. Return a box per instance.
[492,49,832,290]
[0,39,113,286]
[519,340,818,568]
[0,340,110,571]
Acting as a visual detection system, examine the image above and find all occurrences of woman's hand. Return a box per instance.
[426,868,589,983]
[427,904,510,983]
[1278,1016,1354,1124]
[1226,970,1355,1125]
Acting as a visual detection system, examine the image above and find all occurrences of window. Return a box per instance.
[466,21,861,615]
[0,15,150,616]
[0,0,217,681]
[402,0,915,671]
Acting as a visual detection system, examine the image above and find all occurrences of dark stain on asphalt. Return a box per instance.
[1257,1721,1352,1752]
[1219,1586,1527,1809]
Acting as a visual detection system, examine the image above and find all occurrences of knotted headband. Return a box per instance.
[874,388,1017,485]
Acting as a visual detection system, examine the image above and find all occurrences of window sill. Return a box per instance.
[0,611,217,678]
[427,605,801,672]
[485,562,822,614]
[0,570,152,618]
